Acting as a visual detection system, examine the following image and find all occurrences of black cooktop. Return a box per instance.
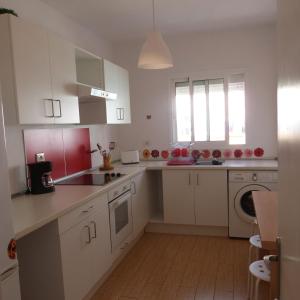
[56,173,124,186]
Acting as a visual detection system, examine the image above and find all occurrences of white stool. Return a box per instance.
[249,260,270,300]
[247,235,262,298]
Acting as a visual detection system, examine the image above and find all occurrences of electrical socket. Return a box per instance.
[35,152,45,162]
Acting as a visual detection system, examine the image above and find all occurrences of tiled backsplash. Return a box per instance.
[23,128,91,180]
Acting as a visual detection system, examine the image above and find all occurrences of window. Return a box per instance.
[173,74,246,144]
[228,74,246,144]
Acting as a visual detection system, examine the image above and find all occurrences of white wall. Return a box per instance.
[113,26,278,157]
[0,0,120,194]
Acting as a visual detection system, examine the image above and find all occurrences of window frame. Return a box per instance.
[171,70,247,147]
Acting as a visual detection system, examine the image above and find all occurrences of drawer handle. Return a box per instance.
[120,242,129,250]
[90,221,97,239]
[84,225,91,244]
[81,206,94,214]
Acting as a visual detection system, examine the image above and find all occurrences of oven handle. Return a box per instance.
[109,190,131,211]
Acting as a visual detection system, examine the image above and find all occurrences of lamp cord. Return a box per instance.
[152,0,156,31]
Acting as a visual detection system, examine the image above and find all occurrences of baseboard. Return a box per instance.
[145,222,228,237]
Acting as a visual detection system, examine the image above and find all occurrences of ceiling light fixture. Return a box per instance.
[138,0,173,69]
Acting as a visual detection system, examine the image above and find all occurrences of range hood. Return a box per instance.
[77,83,117,101]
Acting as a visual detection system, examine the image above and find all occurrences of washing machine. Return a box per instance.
[228,170,278,238]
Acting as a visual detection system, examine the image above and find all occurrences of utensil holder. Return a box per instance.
[100,154,114,171]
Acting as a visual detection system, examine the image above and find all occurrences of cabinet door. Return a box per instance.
[131,172,150,238]
[60,219,93,300]
[194,170,228,226]
[89,200,112,285]
[48,33,80,124]
[162,170,195,225]
[10,17,54,124]
[104,60,131,124]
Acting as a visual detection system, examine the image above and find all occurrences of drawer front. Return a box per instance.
[108,181,131,202]
[58,193,108,234]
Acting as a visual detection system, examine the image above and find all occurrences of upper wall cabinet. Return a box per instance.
[76,49,131,124]
[104,60,131,124]
[0,15,79,125]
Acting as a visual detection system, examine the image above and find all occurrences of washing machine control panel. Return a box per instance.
[229,171,278,183]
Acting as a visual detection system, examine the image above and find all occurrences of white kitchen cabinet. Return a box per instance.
[77,52,131,125]
[5,15,53,124]
[59,194,112,300]
[162,170,195,225]
[0,15,79,124]
[48,33,80,124]
[104,60,131,124]
[162,170,228,227]
[194,170,228,226]
[89,208,112,287]
[131,172,151,238]
[60,217,93,300]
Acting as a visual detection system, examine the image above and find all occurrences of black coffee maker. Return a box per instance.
[27,161,55,194]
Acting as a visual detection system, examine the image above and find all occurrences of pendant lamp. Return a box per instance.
[138,0,173,69]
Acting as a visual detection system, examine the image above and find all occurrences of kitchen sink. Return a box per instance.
[167,158,224,166]
[195,159,224,165]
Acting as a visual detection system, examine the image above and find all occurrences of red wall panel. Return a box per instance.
[23,128,92,180]
[63,128,92,175]
[23,129,66,179]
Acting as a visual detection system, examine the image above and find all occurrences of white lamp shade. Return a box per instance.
[138,31,173,69]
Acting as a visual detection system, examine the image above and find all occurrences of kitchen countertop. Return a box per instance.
[12,159,277,239]
[137,159,278,170]
[12,165,146,239]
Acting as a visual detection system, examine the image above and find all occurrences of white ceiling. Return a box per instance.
[40,0,277,42]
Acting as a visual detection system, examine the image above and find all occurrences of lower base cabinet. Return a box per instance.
[131,172,151,238]
[163,170,228,226]
[59,194,112,300]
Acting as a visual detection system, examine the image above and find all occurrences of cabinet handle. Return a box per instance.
[116,108,125,120]
[188,173,191,185]
[53,99,62,118]
[131,182,136,195]
[197,174,199,185]
[44,99,54,118]
[116,108,121,120]
[120,241,129,250]
[84,225,91,244]
[90,221,97,239]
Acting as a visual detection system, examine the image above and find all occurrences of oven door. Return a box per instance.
[109,190,133,250]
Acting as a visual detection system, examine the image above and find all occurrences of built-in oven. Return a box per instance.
[109,185,133,250]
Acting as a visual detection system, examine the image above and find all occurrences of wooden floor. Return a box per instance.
[91,233,249,300]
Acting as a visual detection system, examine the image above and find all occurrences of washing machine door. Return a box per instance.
[234,184,270,223]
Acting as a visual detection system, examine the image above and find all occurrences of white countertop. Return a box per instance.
[12,159,277,239]
[137,159,278,170]
[12,165,145,239]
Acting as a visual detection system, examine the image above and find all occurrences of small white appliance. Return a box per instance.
[229,170,278,238]
[0,87,21,300]
[121,150,139,164]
